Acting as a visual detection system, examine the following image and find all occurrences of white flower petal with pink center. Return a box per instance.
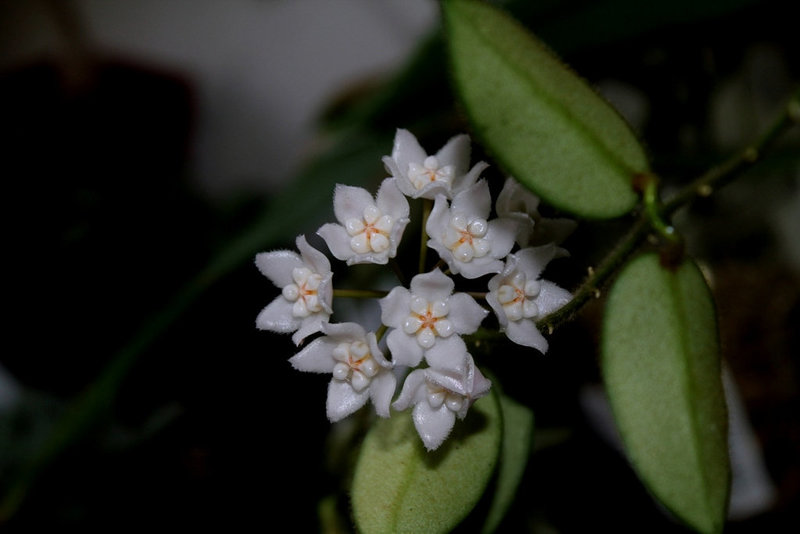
[380,270,487,367]
[318,178,410,265]
[382,129,487,199]
[255,235,333,345]
[497,177,577,253]
[486,245,572,353]
[392,354,491,450]
[289,322,395,421]
[426,181,518,279]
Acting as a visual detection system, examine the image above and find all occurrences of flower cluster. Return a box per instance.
[256,129,572,450]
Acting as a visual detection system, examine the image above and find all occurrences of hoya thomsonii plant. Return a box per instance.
[256,128,570,451]
[253,1,799,533]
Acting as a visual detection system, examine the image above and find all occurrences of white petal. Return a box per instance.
[413,401,456,451]
[387,217,410,257]
[485,289,507,328]
[390,129,427,178]
[321,321,367,340]
[514,244,558,280]
[496,176,540,217]
[375,177,410,219]
[332,184,375,224]
[535,280,573,316]
[296,235,331,277]
[486,218,518,260]
[289,337,337,373]
[292,315,328,345]
[504,318,548,353]
[327,380,369,422]
[369,371,397,418]
[424,336,469,373]
[451,180,491,220]
[317,223,355,262]
[392,369,427,412]
[434,133,470,175]
[256,297,300,333]
[450,161,488,197]
[379,287,411,328]
[447,293,489,334]
[455,256,504,279]
[254,250,303,288]
[409,269,454,302]
[424,194,451,242]
[386,328,423,367]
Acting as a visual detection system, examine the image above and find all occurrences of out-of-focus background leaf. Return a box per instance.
[0,0,797,531]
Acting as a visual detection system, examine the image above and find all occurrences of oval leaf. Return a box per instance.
[443,0,649,218]
[602,254,729,533]
[482,394,534,534]
[351,392,502,534]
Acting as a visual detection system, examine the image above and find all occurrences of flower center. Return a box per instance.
[401,295,454,348]
[345,205,394,254]
[496,271,541,322]
[442,212,490,263]
[281,267,323,318]
[408,156,454,190]
[425,383,465,412]
[331,340,379,392]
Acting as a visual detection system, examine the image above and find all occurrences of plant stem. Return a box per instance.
[537,89,799,333]
[536,216,650,332]
[663,88,800,216]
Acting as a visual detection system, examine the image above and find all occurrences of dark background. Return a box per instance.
[1,0,798,531]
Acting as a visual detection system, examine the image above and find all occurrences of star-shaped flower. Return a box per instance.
[318,178,410,265]
[382,129,487,199]
[255,235,333,345]
[496,177,577,252]
[426,180,518,279]
[392,353,491,450]
[289,322,396,422]
[380,269,488,369]
[486,245,572,353]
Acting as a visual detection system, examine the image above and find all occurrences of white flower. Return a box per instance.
[496,177,577,251]
[380,269,488,369]
[317,178,410,265]
[486,245,572,353]
[255,235,333,345]
[426,180,518,279]
[289,322,396,422]
[392,353,491,450]
[382,129,487,199]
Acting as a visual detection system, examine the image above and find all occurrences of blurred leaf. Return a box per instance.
[351,392,501,534]
[482,394,534,534]
[444,0,649,218]
[601,253,729,533]
[0,129,392,521]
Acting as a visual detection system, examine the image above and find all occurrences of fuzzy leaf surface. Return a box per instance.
[602,254,729,533]
[444,0,648,218]
[351,392,501,534]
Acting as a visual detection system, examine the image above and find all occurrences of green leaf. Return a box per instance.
[482,394,534,534]
[443,0,649,219]
[351,392,502,534]
[601,254,730,533]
